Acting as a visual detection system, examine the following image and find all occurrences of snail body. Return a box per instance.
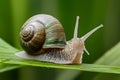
[16,14,103,64]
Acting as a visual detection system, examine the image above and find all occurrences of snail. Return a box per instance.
[15,14,103,64]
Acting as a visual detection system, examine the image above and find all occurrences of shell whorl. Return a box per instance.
[20,20,46,54]
[20,14,66,55]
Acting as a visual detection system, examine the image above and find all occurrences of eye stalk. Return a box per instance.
[81,24,103,55]
[74,16,80,39]
[73,16,103,55]
[81,24,103,42]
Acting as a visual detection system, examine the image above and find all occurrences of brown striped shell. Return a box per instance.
[20,14,66,55]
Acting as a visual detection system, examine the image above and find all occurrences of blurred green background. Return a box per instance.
[0,0,120,80]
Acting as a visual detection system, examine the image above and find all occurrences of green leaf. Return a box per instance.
[0,38,120,74]
[0,38,18,53]
[0,63,20,73]
[0,38,20,72]
[95,42,120,66]
[93,42,120,80]
[3,56,120,74]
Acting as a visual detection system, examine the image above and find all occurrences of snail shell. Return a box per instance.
[16,14,103,64]
[20,14,66,55]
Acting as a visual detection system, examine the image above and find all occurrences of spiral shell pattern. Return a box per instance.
[20,20,45,54]
[20,14,66,55]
